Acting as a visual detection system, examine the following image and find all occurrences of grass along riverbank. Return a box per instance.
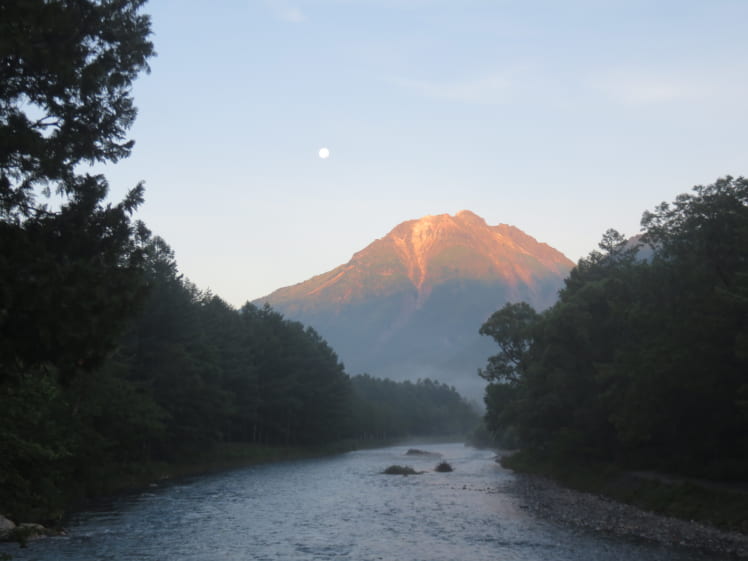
[501,450,748,536]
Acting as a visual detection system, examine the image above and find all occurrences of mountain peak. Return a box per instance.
[378,211,571,299]
[455,209,486,223]
[261,210,573,311]
[255,211,574,399]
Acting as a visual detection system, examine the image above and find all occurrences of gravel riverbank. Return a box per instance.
[507,472,748,558]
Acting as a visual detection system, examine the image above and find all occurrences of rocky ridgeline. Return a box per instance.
[508,474,748,558]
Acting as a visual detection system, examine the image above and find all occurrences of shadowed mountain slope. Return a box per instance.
[257,210,574,400]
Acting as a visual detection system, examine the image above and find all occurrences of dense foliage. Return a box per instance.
[0,0,155,385]
[481,177,748,480]
[1,226,483,522]
[0,237,479,521]
[0,233,353,520]
[0,0,155,521]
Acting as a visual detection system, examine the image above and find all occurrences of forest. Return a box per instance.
[0,0,478,524]
[0,231,478,522]
[480,176,748,481]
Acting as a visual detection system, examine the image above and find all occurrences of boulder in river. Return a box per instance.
[405,449,442,457]
[0,518,58,545]
[383,465,422,475]
[0,514,16,540]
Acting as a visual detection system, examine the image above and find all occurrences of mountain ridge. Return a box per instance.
[256,210,574,399]
[263,210,572,310]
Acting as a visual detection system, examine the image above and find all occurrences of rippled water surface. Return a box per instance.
[0,443,730,560]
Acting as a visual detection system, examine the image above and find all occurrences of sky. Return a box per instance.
[101,0,748,308]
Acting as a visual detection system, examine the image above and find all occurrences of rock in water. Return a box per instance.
[383,465,421,475]
[405,448,441,457]
[0,514,16,541]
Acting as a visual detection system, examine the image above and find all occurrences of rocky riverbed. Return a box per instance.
[507,473,748,558]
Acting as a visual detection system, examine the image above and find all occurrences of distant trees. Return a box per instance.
[350,374,480,440]
[0,233,358,520]
[102,236,355,456]
[1,218,482,522]
[241,304,351,446]
[0,229,484,522]
[480,177,748,479]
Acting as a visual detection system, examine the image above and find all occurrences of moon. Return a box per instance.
[318,147,330,159]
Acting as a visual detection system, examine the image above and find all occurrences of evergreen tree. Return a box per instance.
[481,177,748,477]
[0,0,155,382]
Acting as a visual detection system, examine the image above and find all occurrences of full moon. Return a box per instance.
[318,147,330,159]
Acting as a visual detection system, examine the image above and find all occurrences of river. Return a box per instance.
[0,442,731,560]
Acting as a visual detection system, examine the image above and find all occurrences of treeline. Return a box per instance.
[1,231,479,522]
[350,375,479,440]
[480,177,748,480]
[0,233,349,519]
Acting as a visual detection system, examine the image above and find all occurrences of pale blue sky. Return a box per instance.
[103,0,748,307]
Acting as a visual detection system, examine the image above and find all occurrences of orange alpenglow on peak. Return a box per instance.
[455,209,485,221]
[255,211,574,400]
[259,211,573,310]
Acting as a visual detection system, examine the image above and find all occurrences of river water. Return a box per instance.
[0,443,730,561]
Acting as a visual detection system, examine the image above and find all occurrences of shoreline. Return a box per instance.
[506,471,748,558]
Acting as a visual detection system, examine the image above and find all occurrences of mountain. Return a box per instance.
[256,210,574,400]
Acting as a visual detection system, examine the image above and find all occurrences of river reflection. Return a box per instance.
[0,443,730,560]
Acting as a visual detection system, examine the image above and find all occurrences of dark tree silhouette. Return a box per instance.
[0,0,155,382]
